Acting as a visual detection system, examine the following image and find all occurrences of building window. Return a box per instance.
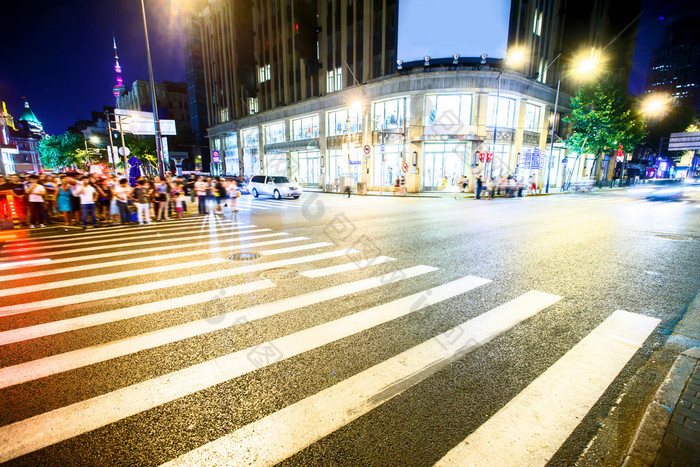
[258,65,271,83]
[533,9,542,36]
[424,94,473,126]
[327,108,363,136]
[486,95,517,129]
[327,67,342,93]
[327,70,334,92]
[292,115,320,140]
[248,97,259,115]
[524,103,541,131]
[373,98,407,131]
[264,122,286,144]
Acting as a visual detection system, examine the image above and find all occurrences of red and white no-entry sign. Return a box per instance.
[363,144,371,155]
[402,162,409,173]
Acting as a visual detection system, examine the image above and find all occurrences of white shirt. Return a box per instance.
[28,184,45,203]
[114,185,129,201]
[195,181,206,196]
[79,185,96,205]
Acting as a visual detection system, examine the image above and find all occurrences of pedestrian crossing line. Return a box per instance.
[0,236,310,271]
[0,227,274,259]
[435,309,660,467]
[0,251,406,386]
[0,239,301,317]
[301,256,396,278]
[0,258,52,271]
[0,258,233,296]
[0,240,328,285]
[3,224,260,253]
[4,222,257,250]
[0,249,355,349]
[162,290,560,466]
[3,216,211,244]
[0,266,458,462]
[256,242,334,256]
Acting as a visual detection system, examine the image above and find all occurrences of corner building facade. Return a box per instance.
[201,0,636,191]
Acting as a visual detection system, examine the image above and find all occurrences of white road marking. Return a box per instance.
[256,242,333,256]
[4,216,210,244]
[0,249,358,347]
[435,309,660,467]
[162,290,560,467]
[4,223,256,251]
[0,237,314,284]
[0,227,272,259]
[0,238,296,317]
[0,258,52,270]
[0,266,453,463]
[301,256,396,277]
[1,232,297,267]
[0,258,231,297]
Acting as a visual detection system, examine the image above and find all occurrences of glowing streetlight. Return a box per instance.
[641,93,671,118]
[506,47,528,68]
[573,48,602,78]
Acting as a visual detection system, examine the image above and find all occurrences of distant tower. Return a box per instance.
[112,35,127,103]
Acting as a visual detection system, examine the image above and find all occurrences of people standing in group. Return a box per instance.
[68,177,82,226]
[214,177,226,214]
[155,177,170,221]
[487,177,495,199]
[173,189,186,220]
[195,176,207,214]
[56,176,74,226]
[475,176,484,200]
[42,175,57,218]
[132,179,152,225]
[75,176,98,229]
[27,175,49,228]
[8,175,28,227]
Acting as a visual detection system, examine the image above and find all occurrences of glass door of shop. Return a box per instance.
[423,146,466,191]
[371,149,402,188]
[299,152,320,185]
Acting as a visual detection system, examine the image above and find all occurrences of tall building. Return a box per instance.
[183,0,210,171]
[0,101,45,174]
[198,0,640,189]
[116,80,191,132]
[644,11,700,110]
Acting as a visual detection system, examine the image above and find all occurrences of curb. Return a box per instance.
[622,347,700,466]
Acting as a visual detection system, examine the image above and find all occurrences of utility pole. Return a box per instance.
[105,110,117,173]
[140,0,164,178]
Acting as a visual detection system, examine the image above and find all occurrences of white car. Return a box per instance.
[248,175,302,199]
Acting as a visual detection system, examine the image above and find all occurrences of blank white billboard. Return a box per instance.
[397,0,511,63]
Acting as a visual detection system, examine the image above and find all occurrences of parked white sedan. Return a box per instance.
[248,175,302,199]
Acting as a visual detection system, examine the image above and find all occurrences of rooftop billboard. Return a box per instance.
[397,0,511,63]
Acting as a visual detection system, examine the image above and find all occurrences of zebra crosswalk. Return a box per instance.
[0,214,660,465]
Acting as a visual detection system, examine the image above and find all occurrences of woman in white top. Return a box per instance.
[27,175,48,228]
[76,177,98,229]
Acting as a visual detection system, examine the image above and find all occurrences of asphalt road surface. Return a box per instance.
[0,190,698,466]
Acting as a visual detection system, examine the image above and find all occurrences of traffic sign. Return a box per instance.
[212,150,221,163]
[118,146,131,157]
[401,162,409,173]
[380,144,385,153]
[363,144,371,155]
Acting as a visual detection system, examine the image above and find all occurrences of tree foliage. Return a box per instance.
[37,132,85,171]
[565,77,647,167]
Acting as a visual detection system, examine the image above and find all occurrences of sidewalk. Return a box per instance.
[306,186,624,198]
[623,293,700,466]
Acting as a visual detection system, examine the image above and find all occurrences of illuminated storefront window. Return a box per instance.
[373,98,407,131]
[422,143,468,191]
[486,96,518,128]
[298,151,320,185]
[241,127,260,176]
[424,94,473,126]
[264,122,286,144]
[327,108,363,136]
[224,133,239,175]
[524,103,541,131]
[292,115,319,140]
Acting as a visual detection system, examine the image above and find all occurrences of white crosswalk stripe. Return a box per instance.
[0,218,660,465]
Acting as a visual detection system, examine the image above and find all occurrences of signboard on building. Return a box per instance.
[669,131,700,151]
[520,148,542,170]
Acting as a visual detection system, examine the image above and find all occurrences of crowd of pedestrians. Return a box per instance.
[448,174,538,199]
[0,173,244,230]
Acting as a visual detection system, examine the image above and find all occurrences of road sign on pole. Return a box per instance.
[402,162,409,173]
[363,144,371,155]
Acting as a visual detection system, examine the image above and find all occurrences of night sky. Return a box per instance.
[0,0,694,136]
[0,0,185,135]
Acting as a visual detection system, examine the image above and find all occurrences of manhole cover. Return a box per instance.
[261,268,300,280]
[654,234,693,241]
[228,252,262,261]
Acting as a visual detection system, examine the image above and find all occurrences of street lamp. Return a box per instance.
[641,93,671,118]
[83,135,100,170]
[140,0,165,178]
[544,49,601,193]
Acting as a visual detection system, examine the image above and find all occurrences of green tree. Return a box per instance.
[122,135,157,174]
[564,77,647,179]
[37,132,86,171]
